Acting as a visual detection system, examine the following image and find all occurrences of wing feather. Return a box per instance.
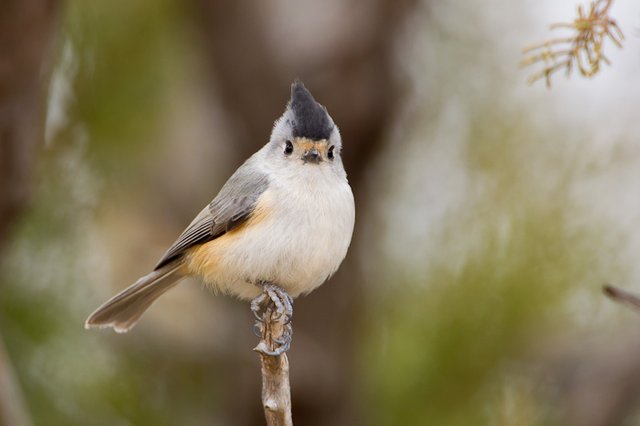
[155,164,269,269]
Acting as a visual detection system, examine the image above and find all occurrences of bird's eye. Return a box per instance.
[328,145,335,160]
[284,140,293,155]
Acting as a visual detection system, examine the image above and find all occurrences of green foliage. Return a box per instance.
[363,200,596,425]
[0,140,226,425]
[62,0,188,175]
[359,60,611,423]
[0,2,225,424]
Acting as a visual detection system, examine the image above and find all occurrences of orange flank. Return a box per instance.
[185,189,274,279]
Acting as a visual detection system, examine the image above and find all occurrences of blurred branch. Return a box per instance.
[254,305,293,426]
[0,334,32,426]
[603,284,640,312]
[520,0,624,87]
[0,1,61,425]
[0,0,60,254]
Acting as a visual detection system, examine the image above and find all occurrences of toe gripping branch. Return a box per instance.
[251,282,293,356]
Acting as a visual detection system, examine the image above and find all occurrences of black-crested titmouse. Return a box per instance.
[85,81,355,345]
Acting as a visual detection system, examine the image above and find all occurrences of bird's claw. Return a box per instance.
[250,282,294,356]
[252,282,294,324]
[273,323,293,345]
[252,322,263,338]
[251,292,268,322]
[254,323,293,356]
[263,284,293,323]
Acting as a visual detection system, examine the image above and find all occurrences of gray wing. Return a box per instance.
[154,165,269,269]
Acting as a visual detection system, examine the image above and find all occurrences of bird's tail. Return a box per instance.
[85,261,185,333]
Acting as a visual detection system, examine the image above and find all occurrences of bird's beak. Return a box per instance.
[302,148,321,164]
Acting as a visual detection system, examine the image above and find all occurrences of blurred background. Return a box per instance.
[2,0,640,425]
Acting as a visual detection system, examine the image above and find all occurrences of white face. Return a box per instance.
[267,108,346,177]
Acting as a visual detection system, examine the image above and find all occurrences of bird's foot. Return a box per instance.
[251,292,269,322]
[251,282,293,323]
[251,282,294,356]
[254,322,292,356]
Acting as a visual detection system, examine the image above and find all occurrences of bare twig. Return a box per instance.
[254,306,293,426]
[603,284,640,312]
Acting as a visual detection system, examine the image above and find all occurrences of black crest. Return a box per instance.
[289,81,333,141]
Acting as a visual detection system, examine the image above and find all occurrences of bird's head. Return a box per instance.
[269,81,343,171]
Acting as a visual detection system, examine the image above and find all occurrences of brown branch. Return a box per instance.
[0,2,61,425]
[603,284,640,311]
[254,307,293,426]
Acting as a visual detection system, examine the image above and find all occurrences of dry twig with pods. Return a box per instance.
[520,0,624,87]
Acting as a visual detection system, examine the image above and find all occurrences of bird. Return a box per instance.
[85,81,355,355]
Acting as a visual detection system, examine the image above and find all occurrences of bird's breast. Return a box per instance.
[187,170,355,300]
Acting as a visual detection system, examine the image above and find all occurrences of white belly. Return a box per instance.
[187,168,355,300]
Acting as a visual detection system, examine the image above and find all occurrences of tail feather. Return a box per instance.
[85,262,184,333]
